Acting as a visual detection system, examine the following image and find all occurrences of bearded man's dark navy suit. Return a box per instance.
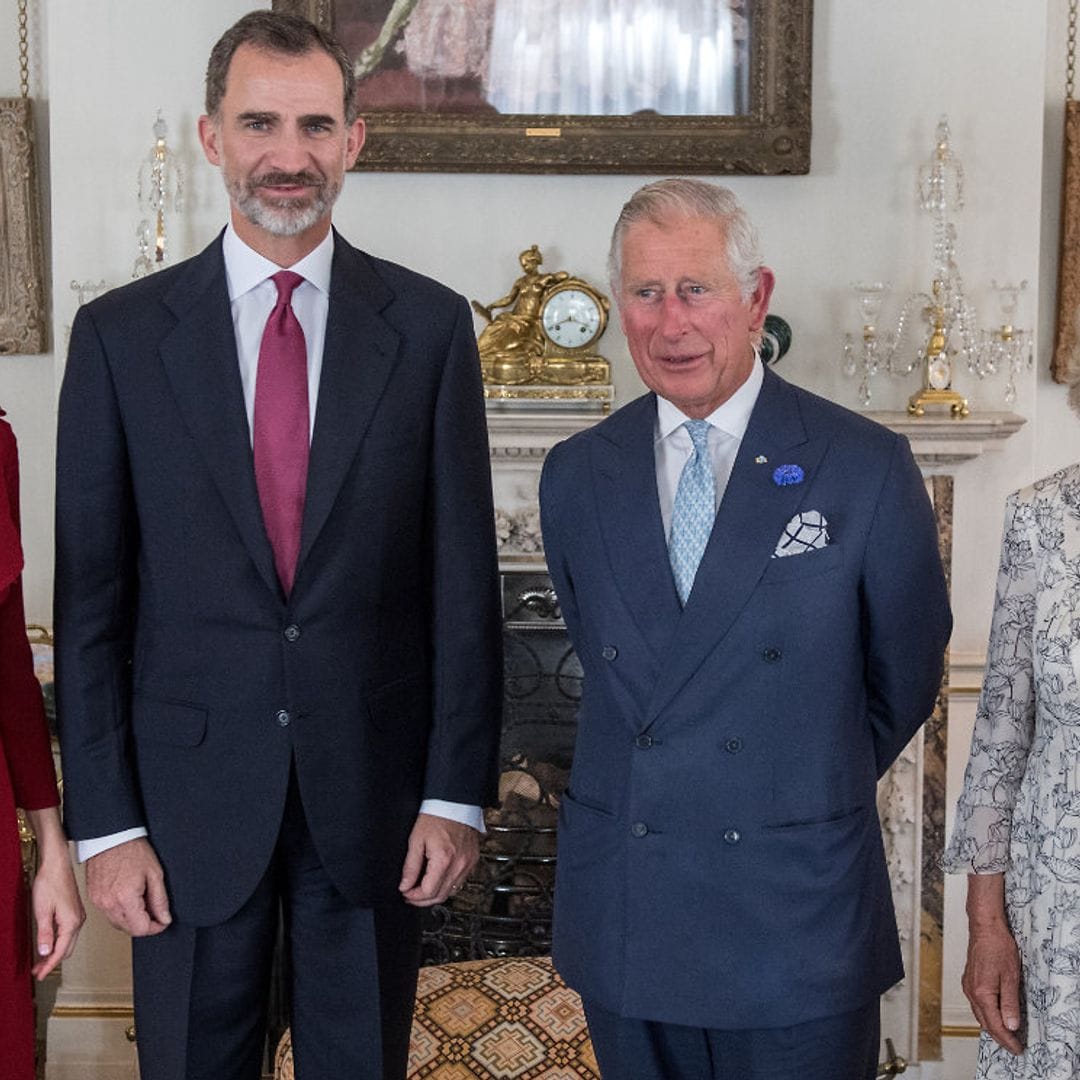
[540,366,951,1052]
[54,231,502,1072]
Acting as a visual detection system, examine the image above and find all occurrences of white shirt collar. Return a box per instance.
[655,355,765,443]
[221,223,334,301]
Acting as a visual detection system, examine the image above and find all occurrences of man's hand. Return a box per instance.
[962,919,1024,1054]
[399,813,480,907]
[86,837,173,937]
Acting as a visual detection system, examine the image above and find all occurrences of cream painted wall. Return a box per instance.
[2,0,1076,1069]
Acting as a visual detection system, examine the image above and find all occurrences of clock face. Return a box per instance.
[928,354,951,390]
[541,287,604,350]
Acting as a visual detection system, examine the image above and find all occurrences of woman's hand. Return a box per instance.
[962,873,1023,1055]
[26,806,85,979]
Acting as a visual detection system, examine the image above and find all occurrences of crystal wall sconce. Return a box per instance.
[133,111,184,278]
[842,118,1032,415]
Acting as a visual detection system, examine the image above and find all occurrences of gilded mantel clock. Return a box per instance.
[472,245,613,411]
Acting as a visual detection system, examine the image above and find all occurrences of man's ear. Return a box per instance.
[345,116,366,169]
[748,267,776,332]
[198,115,222,167]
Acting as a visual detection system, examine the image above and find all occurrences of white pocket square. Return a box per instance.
[773,510,829,558]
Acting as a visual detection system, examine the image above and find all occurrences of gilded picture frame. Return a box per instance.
[1054,99,1080,384]
[0,97,47,354]
[271,0,813,175]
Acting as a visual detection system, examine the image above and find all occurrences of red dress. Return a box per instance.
[0,410,60,1080]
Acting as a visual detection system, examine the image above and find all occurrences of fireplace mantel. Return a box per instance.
[488,407,1027,568]
[865,411,1026,467]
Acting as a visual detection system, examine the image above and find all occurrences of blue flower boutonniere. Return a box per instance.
[772,464,804,487]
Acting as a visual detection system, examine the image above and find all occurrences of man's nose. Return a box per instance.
[265,129,312,172]
[657,294,690,336]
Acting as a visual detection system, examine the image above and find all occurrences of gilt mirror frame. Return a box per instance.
[1054,100,1080,384]
[0,98,47,354]
[271,0,812,175]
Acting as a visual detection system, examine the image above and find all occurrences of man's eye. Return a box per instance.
[306,123,330,134]
[685,285,707,296]
[636,288,657,300]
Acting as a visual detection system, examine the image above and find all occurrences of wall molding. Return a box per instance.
[947,651,986,695]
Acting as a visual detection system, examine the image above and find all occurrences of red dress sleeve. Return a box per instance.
[0,413,59,811]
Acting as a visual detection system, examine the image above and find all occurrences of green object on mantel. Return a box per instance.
[762,314,793,365]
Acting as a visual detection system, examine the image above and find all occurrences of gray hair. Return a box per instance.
[608,178,764,300]
[206,10,358,125]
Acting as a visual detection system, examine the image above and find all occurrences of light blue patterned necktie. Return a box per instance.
[669,420,716,606]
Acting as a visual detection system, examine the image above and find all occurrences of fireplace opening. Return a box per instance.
[421,571,580,963]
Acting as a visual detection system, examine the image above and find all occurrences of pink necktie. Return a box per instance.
[253,270,309,596]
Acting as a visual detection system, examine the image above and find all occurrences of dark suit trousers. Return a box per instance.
[131,770,421,1080]
[583,997,880,1080]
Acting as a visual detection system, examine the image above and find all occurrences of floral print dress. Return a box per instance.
[945,464,1080,1079]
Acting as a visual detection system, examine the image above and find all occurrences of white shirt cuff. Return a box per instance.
[419,800,485,834]
[76,827,149,863]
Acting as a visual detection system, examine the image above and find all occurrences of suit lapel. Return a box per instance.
[296,234,400,578]
[645,369,828,725]
[592,395,683,659]
[158,237,281,599]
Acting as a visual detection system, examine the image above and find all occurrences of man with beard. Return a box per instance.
[54,11,502,1080]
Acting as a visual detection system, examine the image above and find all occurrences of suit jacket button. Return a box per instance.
[602,645,618,661]
[723,828,741,844]
[631,821,649,838]
[284,624,301,642]
[276,710,291,727]
[635,734,653,749]
[762,647,782,662]
[725,737,743,753]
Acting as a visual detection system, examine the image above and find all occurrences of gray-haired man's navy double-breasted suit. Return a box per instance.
[540,366,950,1042]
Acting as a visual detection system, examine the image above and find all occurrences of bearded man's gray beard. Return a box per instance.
[228,173,341,237]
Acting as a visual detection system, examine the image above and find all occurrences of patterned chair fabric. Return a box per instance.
[274,955,599,1079]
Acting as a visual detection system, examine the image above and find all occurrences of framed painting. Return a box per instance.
[0,97,47,354]
[271,0,813,174]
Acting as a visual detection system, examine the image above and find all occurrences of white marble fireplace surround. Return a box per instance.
[488,405,1025,1073]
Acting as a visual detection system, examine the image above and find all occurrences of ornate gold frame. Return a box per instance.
[272,0,813,175]
[0,97,47,353]
[1054,99,1080,383]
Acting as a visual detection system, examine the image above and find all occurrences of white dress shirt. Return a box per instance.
[78,227,483,862]
[224,222,331,441]
[654,356,764,539]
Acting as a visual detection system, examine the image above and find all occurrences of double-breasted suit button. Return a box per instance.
[631,821,649,838]
[762,647,782,662]
[724,737,743,753]
[284,624,301,642]
[723,828,741,844]
[635,734,653,749]
[601,645,618,661]
[276,710,291,727]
